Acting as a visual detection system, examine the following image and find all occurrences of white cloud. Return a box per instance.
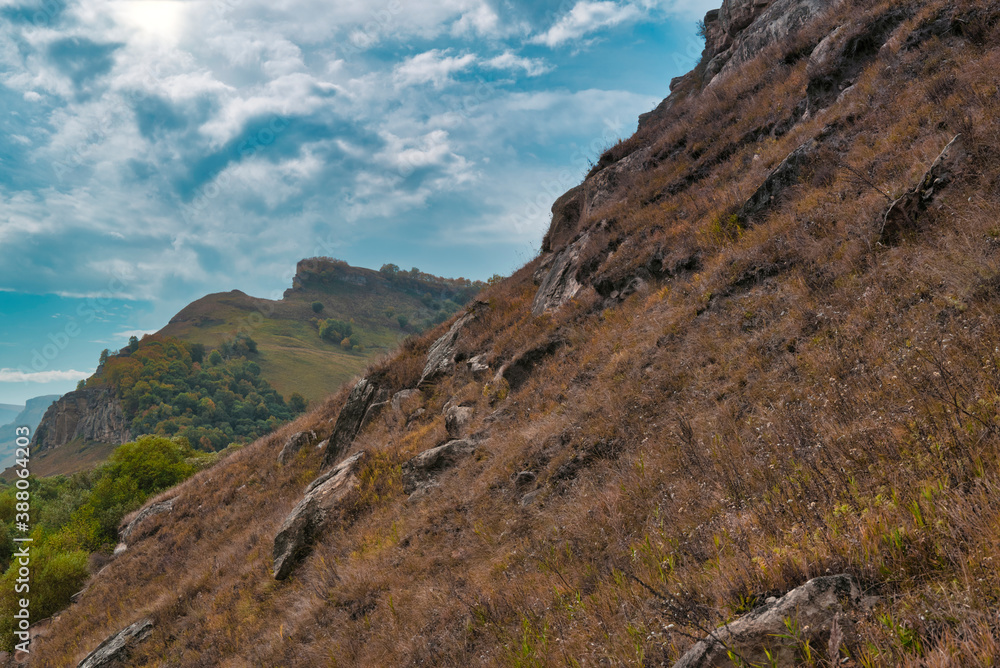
[531,1,642,47]
[393,49,477,88]
[485,52,551,77]
[0,369,94,383]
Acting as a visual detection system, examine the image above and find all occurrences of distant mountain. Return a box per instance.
[22,259,483,477]
[158,257,482,404]
[0,395,60,469]
[0,403,23,426]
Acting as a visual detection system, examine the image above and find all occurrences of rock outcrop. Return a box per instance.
[402,439,477,496]
[77,618,153,668]
[672,575,870,668]
[277,430,317,465]
[31,388,131,453]
[531,233,591,316]
[738,137,819,223]
[495,338,567,392]
[114,498,176,556]
[880,134,963,245]
[444,403,474,439]
[418,303,485,386]
[322,379,387,468]
[273,451,368,580]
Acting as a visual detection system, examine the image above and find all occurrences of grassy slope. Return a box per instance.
[34,0,1000,665]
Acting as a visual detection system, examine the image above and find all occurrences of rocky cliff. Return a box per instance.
[31,388,131,453]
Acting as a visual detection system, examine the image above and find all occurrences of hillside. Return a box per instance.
[158,258,482,404]
[19,259,482,478]
[22,0,1000,665]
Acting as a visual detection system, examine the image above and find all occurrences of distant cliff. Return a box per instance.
[31,387,131,453]
[0,395,61,469]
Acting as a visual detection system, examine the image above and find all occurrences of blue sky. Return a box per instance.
[0,0,714,405]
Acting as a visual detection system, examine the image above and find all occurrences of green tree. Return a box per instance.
[311,301,324,313]
[128,335,140,353]
[209,350,223,366]
[288,392,307,414]
[397,314,409,330]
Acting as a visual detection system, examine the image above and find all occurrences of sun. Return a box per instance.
[111,0,189,44]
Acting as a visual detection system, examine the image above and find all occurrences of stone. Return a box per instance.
[513,471,537,488]
[31,387,131,454]
[391,389,420,414]
[583,147,653,217]
[520,489,542,506]
[881,134,963,245]
[672,574,870,668]
[444,404,474,439]
[531,233,591,316]
[117,498,175,549]
[77,618,153,668]
[402,439,477,495]
[495,338,566,392]
[738,137,819,224]
[542,184,585,253]
[322,378,388,468]
[467,355,490,375]
[277,430,317,465]
[273,451,367,580]
[418,303,486,387]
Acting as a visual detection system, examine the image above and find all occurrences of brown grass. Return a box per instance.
[31,0,1000,665]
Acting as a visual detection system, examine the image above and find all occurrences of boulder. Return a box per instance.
[583,147,653,217]
[444,404,474,439]
[114,498,175,555]
[322,378,388,468]
[77,618,153,668]
[880,134,963,245]
[402,439,477,495]
[672,575,871,668]
[418,304,486,387]
[273,451,367,580]
[277,430,317,465]
[495,338,566,392]
[467,355,490,375]
[531,233,591,316]
[738,137,819,223]
[543,184,585,253]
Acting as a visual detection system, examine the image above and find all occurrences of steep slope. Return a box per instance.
[29,0,1000,665]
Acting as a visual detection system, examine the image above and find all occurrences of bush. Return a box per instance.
[311,301,324,313]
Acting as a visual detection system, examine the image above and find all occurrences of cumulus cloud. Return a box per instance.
[393,49,477,88]
[0,369,94,383]
[531,1,642,47]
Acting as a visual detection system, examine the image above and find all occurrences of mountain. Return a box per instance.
[0,395,59,469]
[23,0,1000,664]
[0,404,22,427]
[18,259,482,478]
[158,258,482,405]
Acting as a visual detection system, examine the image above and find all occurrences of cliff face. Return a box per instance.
[31,388,131,453]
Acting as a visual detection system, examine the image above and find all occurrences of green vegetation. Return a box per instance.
[0,436,211,649]
[87,335,292,451]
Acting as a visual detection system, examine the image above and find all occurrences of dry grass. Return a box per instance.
[31,0,1000,665]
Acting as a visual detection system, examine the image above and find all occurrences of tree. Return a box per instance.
[288,392,307,414]
[311,301,324,313]
[397,315,409,330]
[379,263,400,277]
[189,343,206,364]
[128,335,140,353]
[208,350,223,366]
[340,337,352,350]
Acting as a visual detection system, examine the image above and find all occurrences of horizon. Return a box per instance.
[0,0,715,405]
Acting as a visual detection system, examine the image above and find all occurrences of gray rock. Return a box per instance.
[520,489,542,506]
[402,439,477,495]
[738,137,819,224]
[542,184,585,253]
[31,387,131,453]
[467,355,490,375]
[273,451,367,580]
[391,389,420,414]
[116,498,176,553]
[531,233,591,316]
[583,147,653,217]
[277,430,317,465]
[672,574,870,668]
[77,618,153,668]
[444,404,474,439]
[322,378,388,468]
[513,471,537,488]
[881,134,963,245]
[418,304,486,387]
[495,338,566,392]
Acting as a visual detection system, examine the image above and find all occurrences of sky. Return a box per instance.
[0,0,715,405]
